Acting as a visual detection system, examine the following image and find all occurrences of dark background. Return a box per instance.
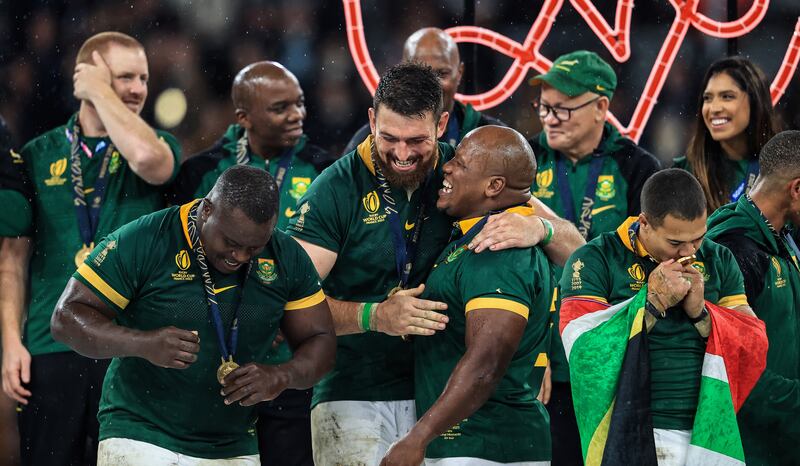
[1,0,799,164]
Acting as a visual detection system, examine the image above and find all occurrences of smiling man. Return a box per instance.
[0,31,181,466]
[50,165,335,466]
[287,63,582,465]
[381,126,553,466]
[527,50,661,464]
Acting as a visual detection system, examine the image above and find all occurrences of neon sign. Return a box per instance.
[344,0,800,142]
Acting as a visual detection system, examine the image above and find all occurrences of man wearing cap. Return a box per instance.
[343,27,505,154]
[528,50,661,465]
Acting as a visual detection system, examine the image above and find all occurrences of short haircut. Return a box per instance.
[76,31,144,65]
[641,169,707,226]
[373,62,443,121]
[758,130,800,181]
[212,165,279,224]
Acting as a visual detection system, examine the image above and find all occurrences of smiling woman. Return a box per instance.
[678,56,781,212]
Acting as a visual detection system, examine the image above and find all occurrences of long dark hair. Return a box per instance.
[686,56,780,211]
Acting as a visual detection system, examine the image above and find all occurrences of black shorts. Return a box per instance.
[256,388,313,466]
[17,352,109,466]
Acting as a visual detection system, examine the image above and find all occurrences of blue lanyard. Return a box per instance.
[370,148,432,289]
[555,154,605,239]
[445,113,461,147]
[730,160,759,203]
[186,202,250,362]
[67,118,114,248]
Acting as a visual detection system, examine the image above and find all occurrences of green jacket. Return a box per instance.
[706,196,800,465]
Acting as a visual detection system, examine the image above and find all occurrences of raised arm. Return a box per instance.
[51,278,200,367]
[73,51,175,185]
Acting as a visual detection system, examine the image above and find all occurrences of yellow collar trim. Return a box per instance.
[616,216,650,258]
[356,134,440,177]
[179,200,201,248]
[457,203,536,235]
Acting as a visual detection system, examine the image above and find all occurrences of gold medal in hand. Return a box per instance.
[217,356,239,385]
[74,242,94,268]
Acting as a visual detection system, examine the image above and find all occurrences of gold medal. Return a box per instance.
[74,243,94,268]
[216,356,239,385]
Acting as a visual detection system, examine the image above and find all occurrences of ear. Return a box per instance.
[368,107,377,136]
[485,176,506,198]
[436,111,450,139]
[455,62,465,86]
[789,178,800,202]
[595,96,610,121]
[201,198,213,221]
[235,109,251,130]
[638,212,649,229]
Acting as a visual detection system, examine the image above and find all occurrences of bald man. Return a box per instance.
[171,61,335,466]
[343,27,505,154]
[381,126,553,466]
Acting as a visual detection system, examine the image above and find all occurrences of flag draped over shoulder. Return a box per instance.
[560,287,768,466]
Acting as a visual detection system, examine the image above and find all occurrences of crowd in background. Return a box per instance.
[1,0,800,164]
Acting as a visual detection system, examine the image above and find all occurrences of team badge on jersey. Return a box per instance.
[445,245,468,264]
[595,175,615,201]
[533,167,554,199]
[109,150,121,174]
[289,177,311,200]
[44,158,67,186]
[772,256,787,288]
[172,250,195,281]
[257,258,278,283]
[691,261,711,282]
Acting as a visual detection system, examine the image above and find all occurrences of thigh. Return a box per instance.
[310,400,391,466]
[97,438,178,466]
[257,389,312,466]
[18,353,90,466]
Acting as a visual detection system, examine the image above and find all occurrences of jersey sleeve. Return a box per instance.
[283,236,325,311]
[1,138,37,237]
[714,243,749,308]
[286,167,347,253]
[156,130,183,184]
[558,243,610,302]
[72,217,157,312]
[458,249,535,320]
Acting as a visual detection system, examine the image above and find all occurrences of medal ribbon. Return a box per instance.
[235,131,296,190]
[729,160,759,203]
[783,232,800,271]
[370,146,432,289]
[186,201,251,362]
[556,154,605,239]
[67,115,115,248]
[445,113,461,147]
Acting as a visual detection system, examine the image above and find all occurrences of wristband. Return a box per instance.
[645,299,666,319]
[360,302,376,332]
[688,306,709,324]
[540,217,554,246]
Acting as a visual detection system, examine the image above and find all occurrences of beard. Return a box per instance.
[372,143,438,190]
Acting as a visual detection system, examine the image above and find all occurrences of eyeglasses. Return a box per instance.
[531,96,601,122]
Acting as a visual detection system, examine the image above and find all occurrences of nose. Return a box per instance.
[394,142,410,161]
[442,159,453,174]
[130,78,146,96]
[287,103,304,122]
[542,110,561,126]
[231,247,252,264]
[677,243,697,258]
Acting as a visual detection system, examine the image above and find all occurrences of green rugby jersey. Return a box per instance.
[73,201,325,459]
[530,123,661,382]
[707,196,800,465]
[415,205,553,462]
[287,136,455,406]
[19,114,181,355]
[170,124,335,232]
[559,217,748,430]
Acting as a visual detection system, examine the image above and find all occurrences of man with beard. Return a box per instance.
[0,32,181,466]
[342,27,505,154]
[381,126,554,465]
[51,165,335,465]
[170,60,335,466]
[287,63,583,465]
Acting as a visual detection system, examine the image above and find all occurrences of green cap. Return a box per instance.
[529,50,617,99]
